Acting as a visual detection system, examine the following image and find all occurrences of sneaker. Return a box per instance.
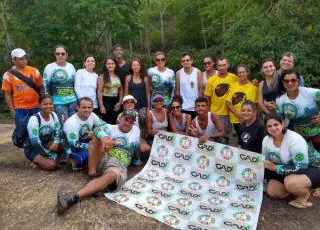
[57,191,78,214]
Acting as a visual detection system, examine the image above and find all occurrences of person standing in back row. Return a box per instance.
[113,44,130,86]
[43,45,77,123]
[175,53,202,119]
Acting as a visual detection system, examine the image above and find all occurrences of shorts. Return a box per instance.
[54,101,77,123]
[265,168,320,188]
[24,148,57,162]
[69,150,88,168]
[97,155,127,190]
[218,115,231,137]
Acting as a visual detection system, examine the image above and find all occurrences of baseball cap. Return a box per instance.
[153,93,164,101]
[121,109,137,120]
[11,48,27,59]
[122,95,137,104]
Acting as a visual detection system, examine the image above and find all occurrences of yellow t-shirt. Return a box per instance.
[226,81,258,124]
[204,73,238,115]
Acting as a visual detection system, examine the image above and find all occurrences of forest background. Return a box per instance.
[1,0,320,93]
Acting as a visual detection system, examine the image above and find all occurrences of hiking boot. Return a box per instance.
[57,191,79,214]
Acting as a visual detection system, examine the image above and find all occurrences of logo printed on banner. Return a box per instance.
[197,214,215,225]
[233,211,251,222]
[181,190,201,198]
[146,196,162,206]
[132,181,147,189]
[168,205,189,216]
[161,182,175,191]
[191,171,210,180]
[112,194,129,203]
[216,176,231,188]
[239,153,261,164]
[236,184,259,192]
[199,204,223,214]
[220,146,234,160]
[238,194,255,203]
[215,163,234,172]
[179,136,192,149]
[241,168,257,182]
[162,214,180,226]
[188,181,202,191]
[135,203,156,215]
[173,163,186,176]
[197,142,216,153]
[152,189,171,198]
[174,151,192,161]
[156,144,169,159]
[122,187,141,195]
[208,196,224,206]
[151,159,167,168]
[223,220,251,230]
[146,169,160,178]
[165,176,184,184]
[196,155,210,169]
[137,176,155,183]
[208,188,230,197]
[158,133,175,143]
[231,202,255,210]
[177,197,192,207]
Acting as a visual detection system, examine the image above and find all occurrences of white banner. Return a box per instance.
[105,131,264,230]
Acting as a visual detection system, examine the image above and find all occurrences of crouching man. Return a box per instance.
[57,109,140,214]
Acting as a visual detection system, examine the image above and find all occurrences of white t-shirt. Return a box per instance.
[179,67,199,111]
[75,69,98,108]
[262,130,309,174]
[63,112,104,151]
[276,86,320,137]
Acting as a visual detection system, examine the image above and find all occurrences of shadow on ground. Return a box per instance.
[0,124,319,230]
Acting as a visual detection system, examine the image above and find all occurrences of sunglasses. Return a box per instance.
[171,105,181,110]
[203,62,212,65]
[283,79,298,84]
[182,59,191,63]
[56,52,66,56]
[124,100,135,104]
[156,58,165,62]
[154,99,163,103]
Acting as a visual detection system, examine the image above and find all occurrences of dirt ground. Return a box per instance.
[0,124,319,230]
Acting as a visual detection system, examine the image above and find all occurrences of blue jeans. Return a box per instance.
[54,101,77,123]
[15,108,40,127]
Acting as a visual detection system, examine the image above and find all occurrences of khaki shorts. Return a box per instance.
[97,155,127,190]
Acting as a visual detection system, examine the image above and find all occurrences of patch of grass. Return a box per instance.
[0,111,14,124]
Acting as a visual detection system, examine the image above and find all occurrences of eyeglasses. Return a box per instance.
[154,99,163,103]
[171,105,181,110]
[124,100,135,104]
[283,79,298,84]
[182,59,191,63]
[155,58,165,62]
[203,62,212,65]
[56,52,66,56]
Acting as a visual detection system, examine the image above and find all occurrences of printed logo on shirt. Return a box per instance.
[52,69,69,83]
[283,103,298,119]
[79,124,91,142]
[241,132,250,143]
[32,129,38,136]
[39,125,54,142]
[295,153,304,162]
[151,73,161,89]
[266,152,281,164]
[232,92,246,105]
[215,83,230,97]
[69,132,77,140]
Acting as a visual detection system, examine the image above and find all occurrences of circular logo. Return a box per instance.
[156,144,169,159]
[79,124,91,141]
[208,196,223,206]
[188,181,202,191]
[233,211,251,222]
[132,181,146,189]
[146,170,160,178]
[220,146,234,160]
[179,136,192,150]
[238,194,254,203]
[216,176,230,188]
[196,155,210,169]
[161,182,175,191]
[176,197,192,207]
[162,214,180,226]
[242,168,257,183]
[151,74,161,89]
[146,196,162,206]
[283,103,298,119]
[53,69,68,83]
[215,83,230,97]
[232,92,246,105]
[197,214,215,225]
[113,194,129,203]
[39,125,54,142]
[173,163,186,176]
[295,153,305,162]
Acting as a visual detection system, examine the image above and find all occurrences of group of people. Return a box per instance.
[1,44,320,215]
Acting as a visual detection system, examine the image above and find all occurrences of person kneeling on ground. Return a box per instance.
[188,96,225,143]
[263,113,320,209]
[63,97,104,171]
[57,109,141,214]
[25,95,63,170]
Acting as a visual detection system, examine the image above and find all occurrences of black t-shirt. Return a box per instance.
[116,62,130,86]
[238,119,265,153]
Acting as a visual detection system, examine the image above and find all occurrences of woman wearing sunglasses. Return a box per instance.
[276,69,320,197]
[202,55,218,89]
[168,96,191,135]
[43,45,77,123]
[147,51,175,107]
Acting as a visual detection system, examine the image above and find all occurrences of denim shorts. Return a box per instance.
[54,101,77,123]
[69,149,88,168]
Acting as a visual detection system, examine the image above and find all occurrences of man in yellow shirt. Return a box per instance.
[204,58,238,143]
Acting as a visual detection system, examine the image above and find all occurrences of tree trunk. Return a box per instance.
[160,1,166,49]
[197,0,207,50]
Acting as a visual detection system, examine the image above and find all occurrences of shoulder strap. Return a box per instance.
[35,113,41,127]
[8,69,41,96]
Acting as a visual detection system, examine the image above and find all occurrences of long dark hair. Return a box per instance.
[129,58,145,79]
[101,57,119,83]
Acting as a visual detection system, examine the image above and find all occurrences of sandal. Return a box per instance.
[312,188,320,198]
[288,200,313,209]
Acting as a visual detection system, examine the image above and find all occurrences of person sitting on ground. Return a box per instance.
[238,100,265,153]
[146,93,168,143]
[57,109,141,214]
[25,95,63,170]
[188,96,225,143]
[263,112,320,209]
[63,97,104,172]
[168,96,191,135]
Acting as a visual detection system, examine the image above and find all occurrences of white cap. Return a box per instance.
[122,95,137,104]
[11,48,27,59]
